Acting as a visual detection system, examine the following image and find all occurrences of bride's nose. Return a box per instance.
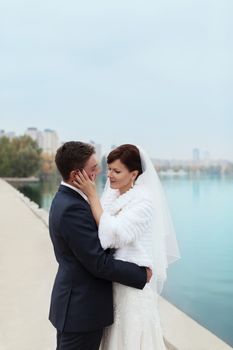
[107,170,114,179]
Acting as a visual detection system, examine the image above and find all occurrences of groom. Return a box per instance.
[48,141,152,350]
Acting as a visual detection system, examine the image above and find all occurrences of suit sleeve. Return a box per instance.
[60,203,147,289]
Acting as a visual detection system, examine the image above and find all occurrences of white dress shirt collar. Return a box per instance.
[61,181,88,202]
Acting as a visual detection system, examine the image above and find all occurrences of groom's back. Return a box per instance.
[48,185,113,333]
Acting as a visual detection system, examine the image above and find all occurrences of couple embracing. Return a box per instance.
[48,141,180,350]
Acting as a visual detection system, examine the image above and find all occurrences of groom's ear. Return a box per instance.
[70,170,78,181]
[70,169,83,181]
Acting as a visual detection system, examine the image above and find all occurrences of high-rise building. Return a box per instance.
[6,132,15,140]
[192,148,200,162]
[42,129,60,155]
[25,127,60,154]
[25,127,43,148]
[203,150,210,161]
[25,127,38,141]
[37,131,44,149]
[0,130,15,140]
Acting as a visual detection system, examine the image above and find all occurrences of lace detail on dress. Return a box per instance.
[100,283,166,350]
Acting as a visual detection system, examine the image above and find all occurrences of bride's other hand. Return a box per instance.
[73,170,97,198]
[146,267,153,283]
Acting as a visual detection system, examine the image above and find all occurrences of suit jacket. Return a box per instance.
[48,185,147,333]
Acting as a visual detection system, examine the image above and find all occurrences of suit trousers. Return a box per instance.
[56,329,103,350]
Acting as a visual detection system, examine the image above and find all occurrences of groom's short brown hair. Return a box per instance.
[55,141,95,180]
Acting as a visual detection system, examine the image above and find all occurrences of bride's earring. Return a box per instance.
[131,178,135,188]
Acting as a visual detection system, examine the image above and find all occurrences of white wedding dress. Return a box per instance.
[100,283,166,349]
[98,185,167,350]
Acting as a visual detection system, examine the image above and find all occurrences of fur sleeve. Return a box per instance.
[98,199,153,249]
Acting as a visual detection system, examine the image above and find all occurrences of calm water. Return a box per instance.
[17,175,233,346]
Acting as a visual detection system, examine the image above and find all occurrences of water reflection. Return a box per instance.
[17,174,107,211]
[192,179,200,199]
[16,176,60,211]
[19,183,42,204]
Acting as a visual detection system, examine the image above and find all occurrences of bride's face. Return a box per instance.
[107,159,138,193]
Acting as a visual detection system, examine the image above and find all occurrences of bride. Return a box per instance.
[73,144,180,349]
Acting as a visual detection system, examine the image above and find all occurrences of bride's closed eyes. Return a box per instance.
[108,167,121,174]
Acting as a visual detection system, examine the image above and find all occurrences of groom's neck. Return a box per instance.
[63,179,73,186]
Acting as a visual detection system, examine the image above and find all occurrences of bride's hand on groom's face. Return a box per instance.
[72,170,96,197]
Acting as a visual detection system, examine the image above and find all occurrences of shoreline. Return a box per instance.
[3,176,40,183]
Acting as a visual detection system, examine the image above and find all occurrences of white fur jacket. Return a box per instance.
[99,184,154,269]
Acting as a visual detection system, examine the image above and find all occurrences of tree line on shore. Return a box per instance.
[1,135,232,178]
[0,135,57,177]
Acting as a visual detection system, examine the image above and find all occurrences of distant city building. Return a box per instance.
[192,148,200,162]
[203,150,210,162]
[0,130,15,140]
[37,132,44,149]
[42,129,60,154]
[25,127,60,154]
[25,127,39,141]
[89,140,102,161]
[6,132,15,140]
[25,127,43,148]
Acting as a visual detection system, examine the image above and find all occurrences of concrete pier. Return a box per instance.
[0,178,232,350]
[159,297,233,350]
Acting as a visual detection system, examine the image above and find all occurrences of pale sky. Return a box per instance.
[1,0,232,160]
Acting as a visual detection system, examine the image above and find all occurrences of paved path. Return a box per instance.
[0,179,56,350]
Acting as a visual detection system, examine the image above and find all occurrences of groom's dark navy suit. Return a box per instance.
[49,184,147,349]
